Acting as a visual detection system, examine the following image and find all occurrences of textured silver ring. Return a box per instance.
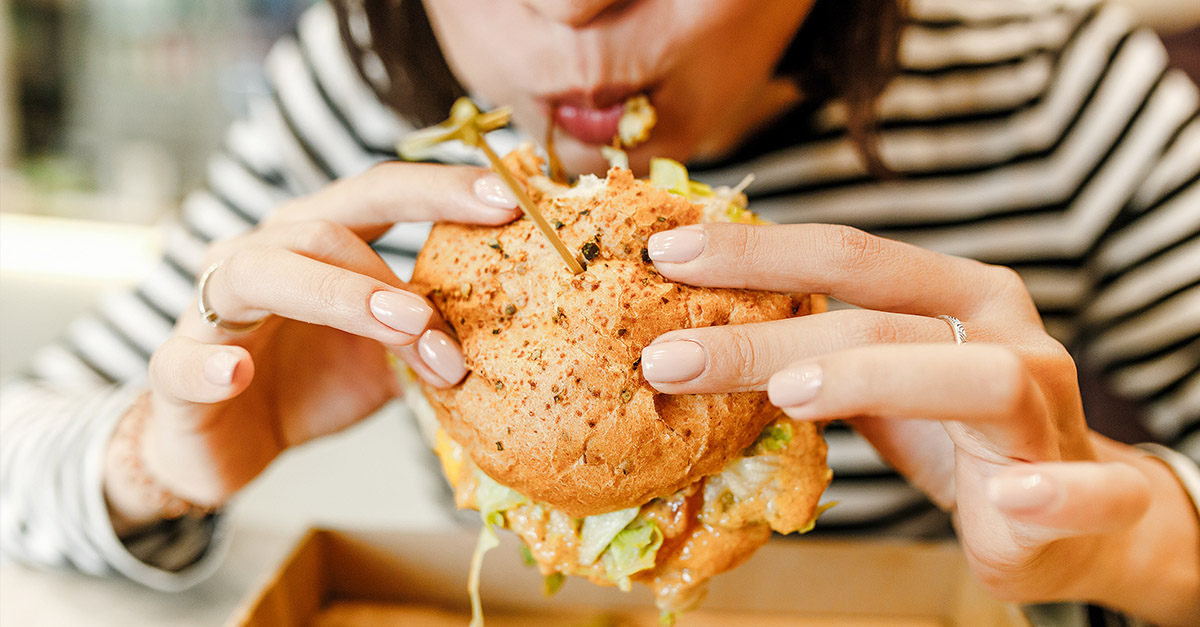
[197,261,267,333]
[936,315,967,345]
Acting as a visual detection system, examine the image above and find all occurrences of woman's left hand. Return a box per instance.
[640,223,1199,624]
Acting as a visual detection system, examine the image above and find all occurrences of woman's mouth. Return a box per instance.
[547,86,657,146]
[554,101,626,145]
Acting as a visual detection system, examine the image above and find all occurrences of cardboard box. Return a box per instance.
[229,528,1029,627]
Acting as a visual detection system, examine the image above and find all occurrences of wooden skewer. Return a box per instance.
[399,98,584,275]
[544,118,567,184]
[475,141,584,274]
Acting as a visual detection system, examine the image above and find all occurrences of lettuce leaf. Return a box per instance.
[469,471,529,627]
[475,470,529,519]
[578,506,640,566]
[744,422,793,456]
[467,514,502,627]
[601,519,664,590]
[543,572,566,597]
[795,501,838,534]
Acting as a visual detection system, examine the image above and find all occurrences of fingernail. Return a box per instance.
[418,329,468,385]
[647,228,705,263]
[988,470,1059,512]
[641,340,707,383]
[204,351,239,386]
[474,174,519,209]
[370,291,433,336]
[768,363,823,408]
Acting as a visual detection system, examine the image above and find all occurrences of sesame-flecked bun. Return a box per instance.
[410,148,816,517]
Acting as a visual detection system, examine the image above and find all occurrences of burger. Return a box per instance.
[404,145,832,621]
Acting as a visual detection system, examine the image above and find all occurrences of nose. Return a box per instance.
[521,0,634,27]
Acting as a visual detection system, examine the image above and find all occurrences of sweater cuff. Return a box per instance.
[83,384,231,591]
[1136,442,1200,520]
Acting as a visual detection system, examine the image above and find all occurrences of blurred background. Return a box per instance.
[3,0,311,218]
[1,0,313,375]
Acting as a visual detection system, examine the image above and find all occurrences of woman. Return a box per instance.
[2,0,1197,624]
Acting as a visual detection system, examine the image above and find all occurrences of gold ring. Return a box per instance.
[197,261,267,333]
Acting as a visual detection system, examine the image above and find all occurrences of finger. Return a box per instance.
[223,219,406,287]
[988,462,1152,539]
[845,415,960,510]
[149,336,254,405]
[195,246,437,345]
[766,343,1054,459]
[641,309,954,393]
[391,329,469,389]
[265,163,521,240]
[647,223,1037,320]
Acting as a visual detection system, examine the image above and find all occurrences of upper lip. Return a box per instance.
[540,82,659,110]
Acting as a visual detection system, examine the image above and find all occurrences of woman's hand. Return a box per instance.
[639,223,1200,626]
[104,163,521,529]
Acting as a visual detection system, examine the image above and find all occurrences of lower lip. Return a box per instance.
[553,102,625,145]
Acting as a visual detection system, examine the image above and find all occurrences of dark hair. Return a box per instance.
[782,0,908,176]
[335,0,907,175]
[333,0,465,127]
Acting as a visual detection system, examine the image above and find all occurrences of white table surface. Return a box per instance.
[0,404,461,627]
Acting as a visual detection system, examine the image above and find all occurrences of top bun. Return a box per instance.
[411,149,815,517]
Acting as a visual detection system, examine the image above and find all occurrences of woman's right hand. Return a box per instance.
[104,163,521,531]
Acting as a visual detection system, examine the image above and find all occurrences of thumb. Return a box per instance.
[149,336,254,407]
[988,462,1152,541]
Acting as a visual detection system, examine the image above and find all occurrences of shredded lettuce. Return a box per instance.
[714,454,781,501]
[795,501,838,534]
[519,544,536,566]
[467,512,502,627]
[578,506,640,565]
[468,471,529,627]
[745,422,794,456]
[475,470,529,518]
[543,572,566,597]
[649,157,759,225]
[601,519,664,590]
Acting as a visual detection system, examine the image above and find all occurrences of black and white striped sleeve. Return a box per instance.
[0,1,414,586]
[690,0,1200,534]
[1082,72,1200,461]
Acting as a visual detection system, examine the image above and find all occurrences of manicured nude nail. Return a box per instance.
[204,351,239,386]
[768,363,823,408]
[418,329,468,384]
[988,470,1059,512]
[647,228,706,263]
[474,174,519,209]
[641,340,707,383]
[370,291,433,335]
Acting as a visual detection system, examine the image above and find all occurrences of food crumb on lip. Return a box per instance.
[618,94,657,148]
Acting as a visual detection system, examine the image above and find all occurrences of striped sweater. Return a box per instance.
[2,0,1196,604]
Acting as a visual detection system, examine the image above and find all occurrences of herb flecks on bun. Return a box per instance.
[406,146,831,618]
